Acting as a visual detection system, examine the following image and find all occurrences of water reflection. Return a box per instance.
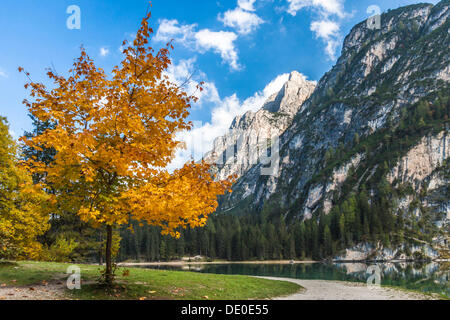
[333,261,449,296]
[138,261,449,298]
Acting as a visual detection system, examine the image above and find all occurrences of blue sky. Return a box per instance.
[0,0,437,166]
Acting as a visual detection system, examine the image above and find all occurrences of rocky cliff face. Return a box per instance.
[210,1,449,259]
[387,131,448,187]
[334,241,440,262]
[205,71,316,181]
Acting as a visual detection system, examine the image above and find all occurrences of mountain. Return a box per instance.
[209,1,449,259]
[205,71,316,181]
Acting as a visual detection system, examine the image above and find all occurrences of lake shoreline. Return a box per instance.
[118,260,319,267]
[118,258,449,267]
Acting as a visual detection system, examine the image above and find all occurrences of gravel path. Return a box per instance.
[259,276,437,300]
[0,282,66,300]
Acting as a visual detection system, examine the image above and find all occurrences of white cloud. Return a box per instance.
[316,0,346,17]
[286,0,346,18]
[8,129,17,140]
[155,0,265,70]
[167,72,290,171]
[154,19,240,70]
[310,19,340,59]
[195,30,240,70]
[323,38,340,59]
[285,0,349,60]
[218,7,264,35]
[154,19,197,45]
[164,58,220,108]
[310,19,339,39]
[238,0,257,11]
[99,47,109,57]
[0,68,8,78]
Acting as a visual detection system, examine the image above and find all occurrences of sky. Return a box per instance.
[0,0,438,168]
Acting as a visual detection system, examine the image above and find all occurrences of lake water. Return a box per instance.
[137,262,449,298]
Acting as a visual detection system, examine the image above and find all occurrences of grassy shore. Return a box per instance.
[0,261,300,300]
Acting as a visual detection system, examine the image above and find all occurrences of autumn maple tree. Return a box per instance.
[20,12,232,284]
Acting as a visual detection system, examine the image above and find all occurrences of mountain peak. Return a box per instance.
[289,70,307,82]
[206,70,316,181]
[262,71,316,115]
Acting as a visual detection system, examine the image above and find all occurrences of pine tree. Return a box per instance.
[159,240,167,261]
[323,225,332,256]
[289,236,296,259]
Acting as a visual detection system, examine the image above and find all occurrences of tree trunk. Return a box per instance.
[99,230,103,266]
[105,225,113,285]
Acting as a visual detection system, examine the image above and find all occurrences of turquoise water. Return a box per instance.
[139,262,449,298]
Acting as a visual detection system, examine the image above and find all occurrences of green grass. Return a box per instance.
[0,261,301,300]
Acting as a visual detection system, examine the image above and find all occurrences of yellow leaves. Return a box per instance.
[0,118,50,260]
[0,180,49,259]
[18,9,234,241]
[170,231,181,239]
[78,207,101,223]
[119,160,232,235]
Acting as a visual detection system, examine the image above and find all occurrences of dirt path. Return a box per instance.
[259,277,437,300]
[0,282,66,300]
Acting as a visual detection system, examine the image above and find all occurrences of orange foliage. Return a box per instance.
[20,12,233,237]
